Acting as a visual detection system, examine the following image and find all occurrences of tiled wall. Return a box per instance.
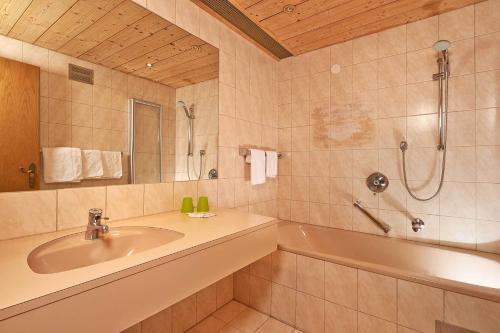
[276,0,500,254]
[174,79,219,181]
[123,274,233,333]
[0,0,279,240]
[235,250,500,333]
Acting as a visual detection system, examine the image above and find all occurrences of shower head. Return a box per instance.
[432,40,451,52]
[177,100,195,119]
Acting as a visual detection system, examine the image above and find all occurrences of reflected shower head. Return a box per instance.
[432,40,451,52]
[177,100,195,119]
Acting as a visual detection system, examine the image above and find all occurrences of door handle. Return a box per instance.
[19,163,36,189]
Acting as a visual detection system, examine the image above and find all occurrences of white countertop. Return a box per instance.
[0,209,277,320]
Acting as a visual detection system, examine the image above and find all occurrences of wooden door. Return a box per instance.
[0,56,40,192]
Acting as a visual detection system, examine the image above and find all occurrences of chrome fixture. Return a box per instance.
[411,218,425,232]
[85,208,109,240]
[239,147,283,159]
[400,40,451,201]
[366,172,389,193]
[353,200,391,234]
[178,101,204,180]
[208,168,218,179]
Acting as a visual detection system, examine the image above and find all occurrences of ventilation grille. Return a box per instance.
[199,0,292,59]
[68,64,94,85]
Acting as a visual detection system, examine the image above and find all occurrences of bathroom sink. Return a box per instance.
[27,227,184,274]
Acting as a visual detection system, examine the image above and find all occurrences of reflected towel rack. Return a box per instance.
[239,147,282,159]
[353,200,391,233]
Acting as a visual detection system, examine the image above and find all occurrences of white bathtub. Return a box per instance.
[278,222,500,302]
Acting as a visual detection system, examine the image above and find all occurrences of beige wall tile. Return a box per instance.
[439,216,476,250]
[272,250,297,288]
[172,295,197,333]
[358,270,397,322]
[358,313,397,333]
[296,292,325,333]
[476,70,500,109]
[296,255,325,298]
[378,25,406,57]
[476,108,500,145]
[234,269,251,305]
[249,275,272,314]
[57,187,106,230]
[325,301,357,333]
[216,275,234,308]
[475,0,500,36]
[0,191,56,240]
[445,291,500,333]
[142,307,172,333]
[143,183,174,215]
[106,184,144,221]
[439,5,474,41]
[353,34,378,64]
[250,254,272,280]
[407,17,438,51]
[398,280,443,333]
[196,284,217,322]
[325,262,357,309]
[270,283,296,326]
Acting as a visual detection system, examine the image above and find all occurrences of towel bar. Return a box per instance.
[239,148,282,159]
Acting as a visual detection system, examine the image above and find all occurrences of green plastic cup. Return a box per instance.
[181,197,194,213]
[197,196,209,212]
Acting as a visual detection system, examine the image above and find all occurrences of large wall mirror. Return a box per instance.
[0,0,219,193]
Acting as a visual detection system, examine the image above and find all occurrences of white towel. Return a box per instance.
[42,147,82,183]
[265,151,278,178]
[246,149,266,185]
[101,151,123,179]
[81,150,104,179]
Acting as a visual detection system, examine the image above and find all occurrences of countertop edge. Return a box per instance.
[0,211,278,321]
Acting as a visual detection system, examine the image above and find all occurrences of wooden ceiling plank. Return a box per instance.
[134,43,217,79]
[289,0,479,54]
[230,0,263,9]
[284,0,443,50]
[157,63,219,84]
[273,0,398,41]
[142,52,218,81]
[98,24,189,69]
[8,0,79,43]
[58,0,149,57]
[161,65,219,88]
[260,0,350,31]
[79,13,171,63]
[35,0,124,50]
[244,0,303,22]
[0,0,32,35]
[117,34,204,73]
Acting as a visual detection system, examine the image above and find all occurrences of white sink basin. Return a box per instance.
[27,227,184,274]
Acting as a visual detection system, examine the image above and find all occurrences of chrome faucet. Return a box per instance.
[85,208,109,240]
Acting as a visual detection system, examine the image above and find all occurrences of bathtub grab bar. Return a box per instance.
[353,200,392,233]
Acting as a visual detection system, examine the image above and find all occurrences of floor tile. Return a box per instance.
[228,307,269,333]
[256,318,294,333]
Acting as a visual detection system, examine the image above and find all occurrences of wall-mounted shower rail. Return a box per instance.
[353,200,391,234]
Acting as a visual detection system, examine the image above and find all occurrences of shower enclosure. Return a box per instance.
[129,99,163,184]
[400,40,451,201]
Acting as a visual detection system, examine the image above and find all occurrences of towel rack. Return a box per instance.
[239,147,282,159]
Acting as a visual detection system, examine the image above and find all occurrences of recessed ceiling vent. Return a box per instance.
[68,64,94,85]
[199,0,292,59]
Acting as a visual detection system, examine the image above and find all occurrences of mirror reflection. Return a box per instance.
[0,0,219,193]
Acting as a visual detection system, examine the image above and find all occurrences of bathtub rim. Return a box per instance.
[278,221,500,303]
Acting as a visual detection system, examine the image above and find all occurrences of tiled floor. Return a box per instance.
[187,301,303,333]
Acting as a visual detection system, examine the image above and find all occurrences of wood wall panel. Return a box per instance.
[0,0,217,88]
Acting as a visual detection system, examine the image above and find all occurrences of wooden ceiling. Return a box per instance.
[226,0,481,55]
[0,0,218,88]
